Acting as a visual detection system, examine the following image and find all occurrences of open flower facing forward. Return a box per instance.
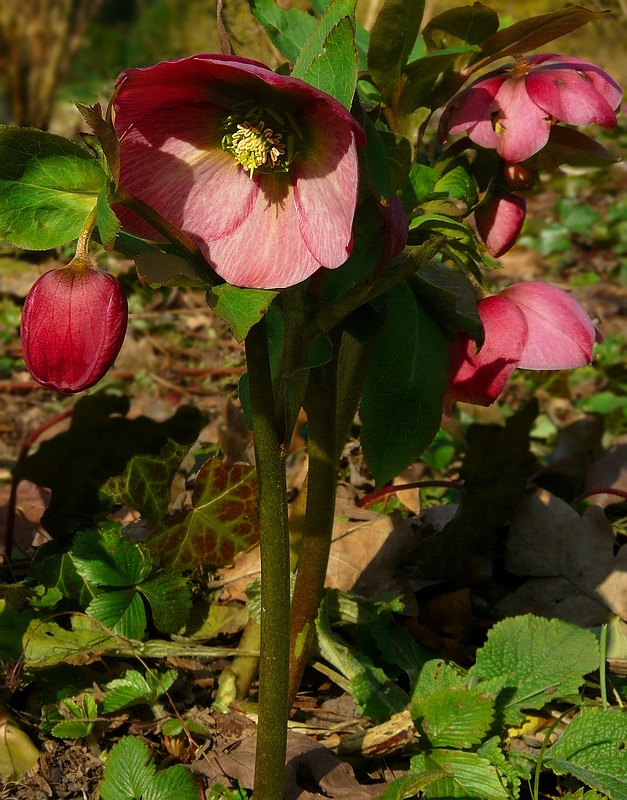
[440,55,622,164]
[21,258,128,393]
[113,54,365,289]
[446,282,597,410]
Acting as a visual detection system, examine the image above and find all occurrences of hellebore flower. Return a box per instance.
[21,257,128,393]
[474,188,526,258]
[113,54,365,289]
[445,282,597,409]
[439,55,622,164]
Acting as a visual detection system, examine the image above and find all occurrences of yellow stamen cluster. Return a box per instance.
[229,120,286,178]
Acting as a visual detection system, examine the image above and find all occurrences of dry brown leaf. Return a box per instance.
[504,488,627,622]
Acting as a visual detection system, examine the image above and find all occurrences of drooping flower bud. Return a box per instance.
[475,189,526,258]
[373,194,409,279]
[21,257,128,393]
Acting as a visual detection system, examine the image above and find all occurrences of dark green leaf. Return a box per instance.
[525,127,619,171]
[30,541,97,606]
[148,458,259,571]
[0,126,106,249]
[422,4,499,52]
[96,186,120,250]
[134,251,212,289]
[71,524,152,587]
[86,588,146,640]
[292,0,358,109]
[360,283,449,487]
[209,284,278,342]
[105,439,189,522]
[250,0,317,63]
[412,262,482,344]
[140,570,192,634]
[367,0,425,106]
[471,615,599,725]
[100,736,155,800]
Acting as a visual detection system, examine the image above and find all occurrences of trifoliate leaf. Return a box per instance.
[102,668,178,713]
[470,615,599,725]
[71,524,152,587]
[86,589,146,640]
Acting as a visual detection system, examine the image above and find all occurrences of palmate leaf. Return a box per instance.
[544,708,627,800]
[0,126,106,250]
[470,615,599,725]
[147,458,259,571]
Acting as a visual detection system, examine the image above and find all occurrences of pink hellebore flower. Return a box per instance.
[446,282,597,410]
[113,54,365,289]
[439,55,622,164]
[474,188,526,258]
[21,258,128,393]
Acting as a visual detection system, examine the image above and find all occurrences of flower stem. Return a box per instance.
[246,318,290,800]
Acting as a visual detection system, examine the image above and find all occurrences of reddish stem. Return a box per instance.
[357,479,465,508]
[3,408,74,566]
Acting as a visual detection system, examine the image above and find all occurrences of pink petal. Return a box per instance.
[475,189,526,257]
[292,100,359,268]
[446,295,528,407]
[488,77,552,162]
[501,282,596,370]
[118,103,257,242]
[206,173,321,288]
[439,74,506,140]
[525,69,617,128]
[21,262,128,393]
[526,55,622,111]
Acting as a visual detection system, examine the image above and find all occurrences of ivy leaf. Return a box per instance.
[102,668,178,713]
[410,749,509,799]
[0,126,106,250]
[250,0,317,62]
[71,524,152,587]
[470,615,599,725]
[104,439,189,522]
[100,736,155,800]
[148,458,259,572]
[208,285,278,342]
[367,0,424,106]
[86,589,146,640]
[544,708,627,800]
[139,570,192,635]
[292,0,358,110]
[360,283,450,487]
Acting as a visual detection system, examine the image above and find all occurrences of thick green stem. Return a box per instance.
[288,332,370,705]
[246,319,291,800]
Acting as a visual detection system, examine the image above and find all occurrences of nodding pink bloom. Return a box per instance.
[373,194,408,278]
[21,258,128,393]
[445,282,597,410]
[113,54,365,289]
[439,55,622,164]
[475,188,526,258]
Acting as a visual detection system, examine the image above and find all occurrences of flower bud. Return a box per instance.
[502,163,536,191]
[475,189,526,258]
[21,257,128,393]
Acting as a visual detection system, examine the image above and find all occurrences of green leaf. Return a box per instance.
[14,393,204,540]
[470,615,599,725]
[143,764,201,800]
[100,736,155,800]
[399,163,440,212]
[105,439,189,522]
[139,570,192,635]
[51,719,93,740]
[86,589,146,640]
[476,7,610,68]
[367,0,424,106]
[374,771,446,800]
[71,525,152,587]
[22,617,117,670]
[96,186,121,250]
[360,283,450,487]
[477,736,526,800]
[412,659,467,698]
[422,4,499,52]
[52,694,98,739]
[148,458,259,571]
[0,126,106,249]
[292,0,358,110]
[250,0,317,63]
[134,251,212,289]
[208,284,278,342]
[29,541,97,606]
[435,163,477,205]
[525,127,619,171]
[413,686,494,749]
[412,262,482,344]
[183,600,249,640]
[545,708,627,800]
[103,668,178,713]
[411,749,509,799]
